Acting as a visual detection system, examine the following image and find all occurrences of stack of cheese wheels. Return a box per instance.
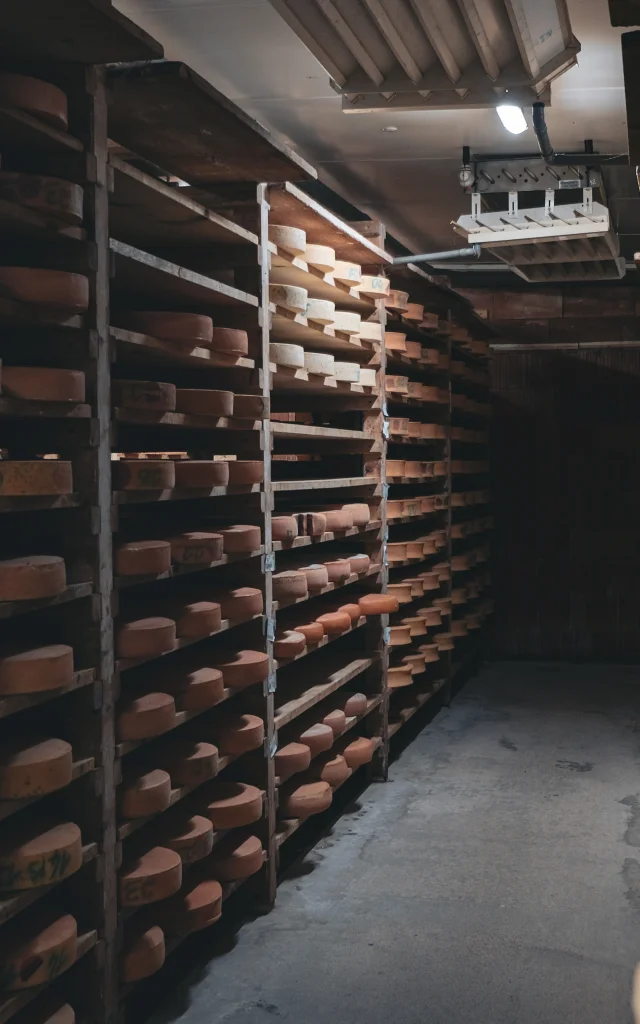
[0,643,74,695]
[112,458,176,492]
[0,460,73,497]
[0,554,66,602]
[119,768,171,818]
[121,923,166,982]
[0,818,82,889]
[303,244,335,273]
[269,224,306,256]
[269,283,307,313]
[303,350,334,376]
[157,739,219,786]
[0,172,83,227]
[3,367,85,403]
[280,780,332,819]
[0,735,72,800]
[0,268,88,313]
[205,781,263,829]
[269,341,304,369]
[119,847,182,906]
[112,379,176,412]
[304,298,335,325]
[0,908,78,990]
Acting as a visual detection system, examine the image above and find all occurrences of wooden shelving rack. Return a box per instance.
[0,14,493,1024]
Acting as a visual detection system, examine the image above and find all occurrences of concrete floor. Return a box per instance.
[151,662,640,1024]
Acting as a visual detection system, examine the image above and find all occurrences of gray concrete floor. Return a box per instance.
[152,662,640,1024]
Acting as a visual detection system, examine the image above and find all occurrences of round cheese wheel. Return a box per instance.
[332,311,361,335]
[0,911,77,990]
[388,665,413,689]
[357,321,383,342]
[342,736,375,767]
[38,1005,76,1024]
[0,644,73,695]
[272,516,297,542]
[451,621,468,637]
[358,275,390,299]
[359,368,377,387]
[162,814,214,864]
[273,571,307,602]
[269,283,307,313]
[452,589,467,606]
[435,633,455,650]
[269,224,306,255]
[406,541,424,559]
[387,583,413,604]
[208,834,263,882]
[405,341,422,360]
[333,260,362,285]
[270,342,305,369]
[386,375,409,394]
[0,555,65,602]
[390,416,410,436]
[0,737,72,800]
[0,173,82,227]
[295,512,327,536]
[324,559,351,583]
[323,509,353,532]
[0,73,68,129]
[280,781,332,818]
[401,616,427,637]
[120,768,171,819]
[158,740,218,786]
[210,328,249,355]
[420,644,440,663]
[313,752,350,787]
[219,524,261,553]
[403,462,422,479]
[205,782,263,829]
[344,692,368,715]
[214,587,263,620]
[343,503,371,527]
[386,500,404,519]
[385,332,407,352]
[335,603,361,625]
[115,540,171,577]
[173,601,222,638]
[274,630,306,658]
[212,649,268,690]
[386,461,405,479]
[173,460,229,489]
[349,553,370,575]
[303,244,335,272]
[322,709,347,736]
[0,819,81,890]
[208,713,264,755]
[0,460,72,497]
[160,879,222,933]
[293,621,325,644]
[297,722,334,756]
[226,462,263,486]
[316,610,350,634]
[275,742,310,779]
[405,302,424,322]
[386,289,409,311]
[303,351,335,376]
[3,367,85,403]
[174,389,233,418]
[117,692,176,741]
[420,608,442,626]
[299,564,329,592]
[404,578,425,597]
[119,847,182,906]
[120,312,213,347]
[387,543,407,564]
[117,618,176,660]
[304,298,335,325]
[403,653,427,674]
[0,268,88,313]
[121,924,165,982]
[112,459,175,492]
[333,361,360,383]
[112,379,175,412]
[388,624,412,646]
[169,532,223,565]
[233,394,264,420]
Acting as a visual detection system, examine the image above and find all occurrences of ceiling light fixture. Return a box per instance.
[382,125,398,132]
[496,104,527,135]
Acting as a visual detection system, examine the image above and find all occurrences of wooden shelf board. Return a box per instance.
[387,394,448,408]
[115,547,263,589]
[0,582,93,621]
[0,296,84,330]
[271,307,375,362]
[0,398,91,420]
[275,655,374,729]
[275,617,366,670]
[0,107,83,155]
[111,327,255,371]
[389,437,447,447]
[0,668,96,720]
[388,678,448,737]
[269,247,375,313]
[113,408,261,433]
[113,483,262,505]
[272,563,381,612]
[117,612,263,672]
[271,521,381,552]
[0,493,82,514]
[116,689,233,759]
[0,843,99,927]
[272,477,378,493]
[0,929,98,1024]
[0,757,95,823]
[270,364,375,397]
[270,420,369,442]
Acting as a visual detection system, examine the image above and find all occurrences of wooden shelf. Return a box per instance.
[113,483,262,505]
[272,562,381,612]
[271,306,375,362]
[0,582,93,621]
[275,617,366,669]
[117,613,263,672]
[0,493,83,514]
[270,364,375,397]
[111,327,255,372]
[0,843,99,927]
[116,694,234,759]
[271,420,370,442]
[275,656,374,728]
[272,521,381,552]
[0,398,91,420]
[113,408,261,433]
[0,107,83,155]
[272,477,378,493]
[0,757,96,823]
[115,548,263,589]
[0,669,96,720]
[387,678,448,738]
[269,245,375,313]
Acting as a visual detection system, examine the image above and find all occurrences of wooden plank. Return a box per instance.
[113,408,261,432]
[116,693,231,758]
[272,563,381,611]
[0,668,96,720]
[563,287,636,318]
[271,522,381,551]
[272,477,378,492]
[492,289,562,320]
[0,843,98,926]
[275,656,373,728]
[0,398,90,419]
[0,107,83,154]
[111,326,255,371]
[115,547,263,588]
[270,421,369,441]
[0,757,95,822]
[117,613,263,672]
[270,246,375,313]
[0,581,93,620]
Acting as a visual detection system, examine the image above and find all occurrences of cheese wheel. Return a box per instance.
[0,911,77,990]
[0,819,81,891]
[275,742,311,779]
[335,602,361,624]
[344,692,368,715]
[120,768,171,819]
[387,583,412,604]
[272,516,297,542]
[0,173,82,227]
[174,389,233,418]
[208,834,263,882]
[403,462,422,479]
[295,512,326,536]
[219,524,261,553]
[112,379,175,411]
[173,460,229,489]
[388,665,413,689]
[420,643,440,663]
[212,649,268,690]
[117,617,176,660]
[0,460,72,497]
[3,367,85,404]
[208,713,264,755]
[343,502,370,526]
[117,692,176,741]
[342,736,375,767]
[332,311,361,335]
[358,593,399,615]
[121,924,165,982]
[0,268,88,313]
[0,555,65,602]
[233,394,264,419]
[120,312,213,347]
[405,302,424,322]
[401,616,427,637]
[299,564,329,591]
[324,559,351,583]
[422,347,440,365]
[169,532,223,565]
[333,361,360,383]
[386,460,405,479]
[112,459,175,491]
[213,587,263,620]
[451,621,468,637]
[227,462,263,486]
[359,368,377,387]
[323,709,347,736]
[158,740,218,786]
[347,554,370,577]
[0,644,73,695]
[115,540,171,577]
[385,332,407,352]
[210,328,249,355]
[387,543,407,563]
[313,752,351,787]
[357,321,383,342]
[389,417,409,436]
[269,283,307,313]
[389,624,412,646]
[205,782,263,829]
[303,351,335,376]
[403,578,425,597]
[386,289,409,311]
[163,814,214,864]
[305,298,335,325]
[333,260,362,285]
[385,375,409,394]
[160,878,222,933]
[119,847,182,906]
[293,621,325,644]
[273,571,307,602]
[422,385,441,402]
[406,382,422,400]
[406,421,421,438]
[280,781,332,818]
[322,509,353,532]
[0,737,72,800]
[0,73,68,129]
[316,610,350,634]
[435,633,455,650]
[173,601,222,638]
[405,341,422,360]
[358,275,390,299]
[403,498,423,516]
[297,722,334,756]
[386,500,403,519]
[269,224,306,255]
[421,608,442,626]
[303,244,335,273]
[274,630,306,658]
[406,541,425,559]
[270,342,305,369]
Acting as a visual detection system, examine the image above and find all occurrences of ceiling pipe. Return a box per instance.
[532,101,555,163]
[393,243,482,265]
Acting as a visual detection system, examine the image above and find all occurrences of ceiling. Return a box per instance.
[114,0,630,264]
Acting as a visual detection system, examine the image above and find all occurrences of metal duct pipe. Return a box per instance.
[393,244,481,266]
[532,102,555,163]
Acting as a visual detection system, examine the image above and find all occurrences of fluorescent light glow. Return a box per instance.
[382,125,398,132]
[496,104,527,135]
